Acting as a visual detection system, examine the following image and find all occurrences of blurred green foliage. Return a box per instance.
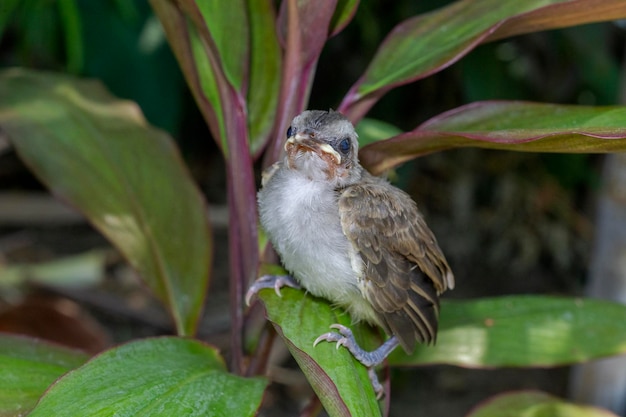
[1,0,185,133]
[1,0,622,188]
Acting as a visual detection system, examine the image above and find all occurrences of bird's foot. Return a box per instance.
[245,274,301,306]
[314,324,399,399]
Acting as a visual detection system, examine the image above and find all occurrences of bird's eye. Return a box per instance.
[338,138,351,154]
[286,126,294,138]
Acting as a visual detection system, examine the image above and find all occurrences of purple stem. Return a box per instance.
[225,96,259,375]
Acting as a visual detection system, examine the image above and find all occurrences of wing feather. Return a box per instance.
[339,175,454,353]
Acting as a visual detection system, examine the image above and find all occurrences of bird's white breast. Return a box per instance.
[258,166,367,309]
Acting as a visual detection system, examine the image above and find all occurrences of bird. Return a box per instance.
[247,109,454,397]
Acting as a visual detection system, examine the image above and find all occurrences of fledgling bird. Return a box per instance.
[248,110,454,396]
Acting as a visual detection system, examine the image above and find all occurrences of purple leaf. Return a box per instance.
[359,101,626,174]
[339,0,626,122]
[0,69,212,336]
[264,0,340,166]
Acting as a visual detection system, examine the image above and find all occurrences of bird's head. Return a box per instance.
[284,110,361,187]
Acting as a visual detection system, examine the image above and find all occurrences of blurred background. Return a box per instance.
[1,0,625,416]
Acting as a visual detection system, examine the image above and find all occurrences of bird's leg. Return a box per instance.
[245,274,301,305]
[314,324,399,367]
[368,368,384,398]
[314,324,398,398]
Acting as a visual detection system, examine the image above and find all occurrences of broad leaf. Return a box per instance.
[467,390,619,417]
[259,288,382,417]
[152,0,278,155]
[246,0,282,155]
[28,337,267,417]
[182,0,253,155]
[0,333,89,415]
[359,101,626,174]
[339,0,626,121]
[486,0,626,42]
[191,0,248,92]
[150,0,231,153]
[390,296,626,368]
[0,69,212,336]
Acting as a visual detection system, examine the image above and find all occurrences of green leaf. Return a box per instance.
[260,288,382,417]
[339,0,626,121]
[486,0,626,42]
[359,101,626,174]
[246,0,281,155]
[355,118,403,148]
[27,337,267,417]
[329,0,360,37]
[467,390,620,417]
[192,0,248,92]
[150,0,237,153]
[149,0,223,143]
[0,69,212,336]
[0,333,89,415]
[186,20,229,150]
[390,296,626,368]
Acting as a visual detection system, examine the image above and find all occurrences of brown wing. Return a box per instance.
[338,177,454,353]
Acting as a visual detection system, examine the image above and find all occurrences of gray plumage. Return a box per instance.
[257,110,454,353]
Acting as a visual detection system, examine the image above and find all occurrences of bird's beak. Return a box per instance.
[286,133,342,165]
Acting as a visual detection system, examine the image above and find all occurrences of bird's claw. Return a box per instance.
[313,324,353,348]
[313,323,390,399]
[245,275,301,306]
[313,332,343,348]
